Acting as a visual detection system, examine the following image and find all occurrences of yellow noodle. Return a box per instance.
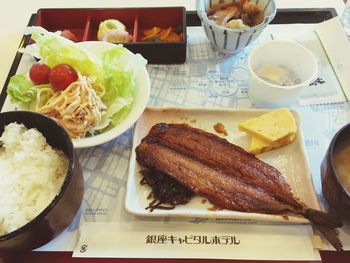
[93,82,106,97]
[35,88,55,112]
[36,76,107,138]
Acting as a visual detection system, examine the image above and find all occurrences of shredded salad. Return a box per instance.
[7,26,147,138]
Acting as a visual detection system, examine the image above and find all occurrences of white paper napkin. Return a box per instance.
[314,17,350,101]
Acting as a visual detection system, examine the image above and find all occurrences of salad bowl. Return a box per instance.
[73,41,150,148]
[5,27,150,148]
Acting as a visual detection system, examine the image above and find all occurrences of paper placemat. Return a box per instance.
[144,24,348,108]
[74,221,320,260]
[17,21,347,257]
[68,24,350,259]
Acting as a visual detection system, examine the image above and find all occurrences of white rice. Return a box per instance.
[0,122,68,236]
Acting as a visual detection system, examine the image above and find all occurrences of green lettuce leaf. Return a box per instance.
[7,74,37,103]
[8,26,147,133]
[22,26,104,84]
[101,46,146,126]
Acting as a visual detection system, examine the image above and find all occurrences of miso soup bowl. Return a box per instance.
[0,111,84,251]
[321,122,350,222]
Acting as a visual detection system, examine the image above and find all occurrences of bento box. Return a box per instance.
[35,7,187,64]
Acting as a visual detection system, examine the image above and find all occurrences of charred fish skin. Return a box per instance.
[136,123,343,251]
[147,123,301,208]
[136,140,296,214]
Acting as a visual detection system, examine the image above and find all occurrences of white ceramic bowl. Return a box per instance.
[7,41,150,148]
[196,0,276,54]
[247,40,318,108]
[71,42,150,148]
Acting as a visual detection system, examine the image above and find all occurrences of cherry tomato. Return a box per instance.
[29,63,51,85]
[49,64,78,91]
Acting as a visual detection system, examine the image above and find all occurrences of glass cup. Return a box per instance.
[341,1,350,39]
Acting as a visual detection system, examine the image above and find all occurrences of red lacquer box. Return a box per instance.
[35,7,187,64]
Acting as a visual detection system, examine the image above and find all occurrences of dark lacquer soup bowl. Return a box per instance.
[0,111,84,251]
[321,122,350,221]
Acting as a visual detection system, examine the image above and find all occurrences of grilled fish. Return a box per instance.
[136,123,343,250]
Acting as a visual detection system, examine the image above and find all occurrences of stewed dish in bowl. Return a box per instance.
[196,0,276,54]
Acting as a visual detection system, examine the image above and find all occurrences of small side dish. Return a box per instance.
[238,108,297,154]
[7,26,147,140]
[140,169,194,211]
[0,122,68,236]
[142,27,183,42]
[97,19,132,43]
[60,29,79,42]
[35,7,187,64]
[247,40,318,108]
[196,0,276,54]
[207,0,264,29]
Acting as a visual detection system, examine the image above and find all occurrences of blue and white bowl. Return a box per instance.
[196,0,276,54]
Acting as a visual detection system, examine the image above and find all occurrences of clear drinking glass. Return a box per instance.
[341,1,350,38]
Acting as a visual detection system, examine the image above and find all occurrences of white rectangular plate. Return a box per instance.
[125,107,321,224]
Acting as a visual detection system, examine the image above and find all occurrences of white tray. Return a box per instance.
[125,106,321,224]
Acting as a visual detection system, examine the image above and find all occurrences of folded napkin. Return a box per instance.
[314,17,350,102]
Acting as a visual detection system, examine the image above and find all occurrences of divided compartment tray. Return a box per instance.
[36,7,187,64]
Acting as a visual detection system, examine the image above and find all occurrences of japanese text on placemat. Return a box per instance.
[146,235,240,245]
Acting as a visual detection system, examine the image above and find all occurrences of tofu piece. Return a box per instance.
[226,19,249,29]
[257,64,287,85]
[238,108,297,147]
[249,133,296,155]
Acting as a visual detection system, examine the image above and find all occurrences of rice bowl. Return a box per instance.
[0,111,83,251]
[0,122,68,236]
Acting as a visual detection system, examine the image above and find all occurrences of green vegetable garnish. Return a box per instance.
[7,26,147,134]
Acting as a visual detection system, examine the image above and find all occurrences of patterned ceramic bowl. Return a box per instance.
[196,0,276,54]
